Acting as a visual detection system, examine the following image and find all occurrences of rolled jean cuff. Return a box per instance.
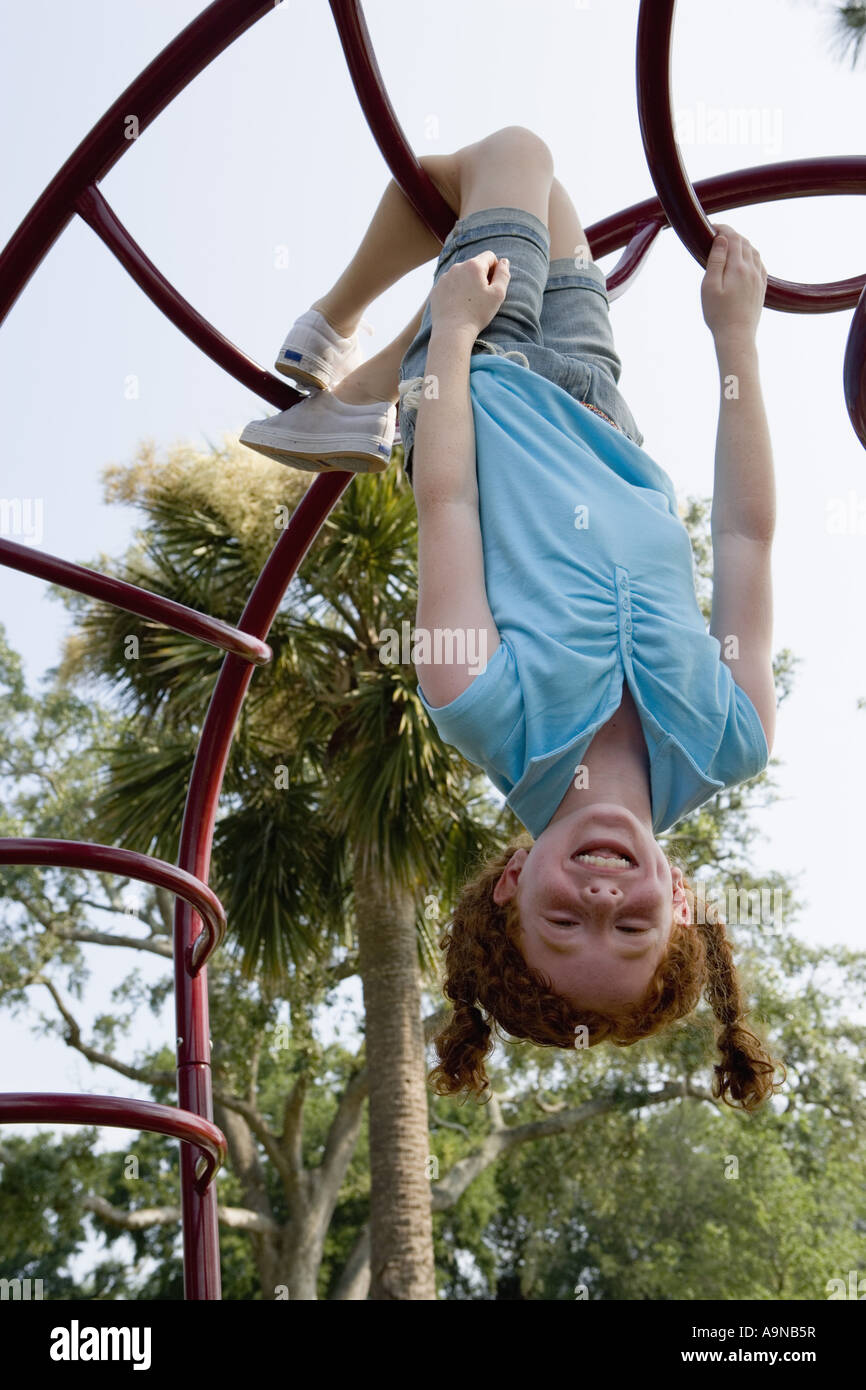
[439,204,551,261]
[546,255,610,303]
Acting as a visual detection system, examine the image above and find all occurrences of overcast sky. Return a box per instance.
[1,0,865,1215]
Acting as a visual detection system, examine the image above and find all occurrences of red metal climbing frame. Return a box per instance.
[0,0,863,1301]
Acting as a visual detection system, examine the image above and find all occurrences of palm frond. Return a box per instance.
[61,440,509,979]
[828,2,866,65]
[212,782,350,982]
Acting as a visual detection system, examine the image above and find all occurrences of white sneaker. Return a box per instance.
[274,307,372,390]
[240,389,396,474]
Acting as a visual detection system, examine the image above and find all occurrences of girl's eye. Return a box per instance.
[548,919,644,934]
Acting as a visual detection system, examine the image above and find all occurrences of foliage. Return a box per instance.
[1,443,863,1299]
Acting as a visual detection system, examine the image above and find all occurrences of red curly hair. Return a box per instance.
[428,833,785,1111]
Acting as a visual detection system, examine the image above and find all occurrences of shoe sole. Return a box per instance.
[274,334,361,391]
[273,353,330,391]
[240,425,391,474]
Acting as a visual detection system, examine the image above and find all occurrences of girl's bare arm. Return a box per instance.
[412,325,501,709]
[702,226,776,753]
[414,328,500,706]
[411,252,511,707]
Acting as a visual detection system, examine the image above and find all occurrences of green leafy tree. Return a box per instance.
[3,445,863,1300]
[9,442,516,1300]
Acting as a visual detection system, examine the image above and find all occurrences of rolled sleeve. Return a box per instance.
[707,672,771,787]
[416,637,524,787]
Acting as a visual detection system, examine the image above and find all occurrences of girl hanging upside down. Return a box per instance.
[240,125,785,1112]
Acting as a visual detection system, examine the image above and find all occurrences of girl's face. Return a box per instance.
[492,804,690,1012]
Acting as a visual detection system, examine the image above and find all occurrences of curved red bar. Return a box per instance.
[0,1094,226,1194]
[329,0,455,243]
[0,838,226,973]
[844,288,866,445]
[76,185,300,415]
[0,0,275,329]
[590,158,866,307]
[636,0,866,311]
[605,221,664,300]
[3,0,865,1308]
[0,536,272,666]
[635,0,866,444]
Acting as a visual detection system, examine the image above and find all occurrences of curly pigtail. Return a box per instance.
[696,918,785,1112]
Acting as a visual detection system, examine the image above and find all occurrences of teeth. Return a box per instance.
[575,852,632,867]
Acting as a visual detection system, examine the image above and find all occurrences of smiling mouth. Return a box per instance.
[572,841,636,870]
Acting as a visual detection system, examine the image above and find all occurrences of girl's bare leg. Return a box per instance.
[312,153,463,338]
[317,152,461,405]
[333,304,427,405]
[547,176,592,262]
[326,128,567,405]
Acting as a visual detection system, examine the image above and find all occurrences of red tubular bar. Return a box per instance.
[591,158,866,302]
[76,185,299,414]
[0,0,277,329]
[844,288,866,444]
[0,536,272,666]
[329,0,455,243]
[0,839,225,976]
[170,470,351,1297]
[0,0,294,1301]
[0,1095,226,1195]
[635,0,866,444]
[636,0,866,310]
[604,221,664,300]
[3,0,865,1304]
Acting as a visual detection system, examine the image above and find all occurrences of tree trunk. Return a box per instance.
[354,854,436,1300]
[213,1100,285,1297]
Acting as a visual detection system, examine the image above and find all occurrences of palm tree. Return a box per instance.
[829,2,866,65]
[57,435,516,1299]
[795,0,866,66]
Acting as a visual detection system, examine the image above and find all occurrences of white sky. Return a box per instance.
[1,0,865,1200]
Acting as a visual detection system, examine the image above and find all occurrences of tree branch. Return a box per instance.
[280,1074,309,1187]
[316,1067,368,1220]
[212,1101,276,1234]
[83,1193,278,1234]
[430,1081,716,1211]
[50,925,172,958]
[35,976,174,1087]
[330,1221,371,1301]
[326,953,359,984]
[247,1034,263,1106]
[11,889,172,959]
[153,886,174,936]
[210,1087,290,1181]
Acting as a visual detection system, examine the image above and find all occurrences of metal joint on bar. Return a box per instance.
[0,839,226,974]
[0,1093,226,1194]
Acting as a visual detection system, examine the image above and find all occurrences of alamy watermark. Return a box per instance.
[692,879,784,929]
[378,621,488,676]
[674,103,784,157]
[0,496,44,545]
[825,491,866,534]
[1,1277,44,1299]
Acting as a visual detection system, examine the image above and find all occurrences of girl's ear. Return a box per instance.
[670,864,692,925]
[491,848,529,905]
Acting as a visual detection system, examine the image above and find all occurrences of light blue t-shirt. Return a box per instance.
[415,354,769,837]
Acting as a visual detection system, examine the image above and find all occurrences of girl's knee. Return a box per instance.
[417,153,462,215]
[481,125,554,170]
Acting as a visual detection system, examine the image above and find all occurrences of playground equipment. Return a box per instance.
[0,0,863,1301]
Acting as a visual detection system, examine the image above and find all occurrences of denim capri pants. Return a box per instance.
[397,205,644,484]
